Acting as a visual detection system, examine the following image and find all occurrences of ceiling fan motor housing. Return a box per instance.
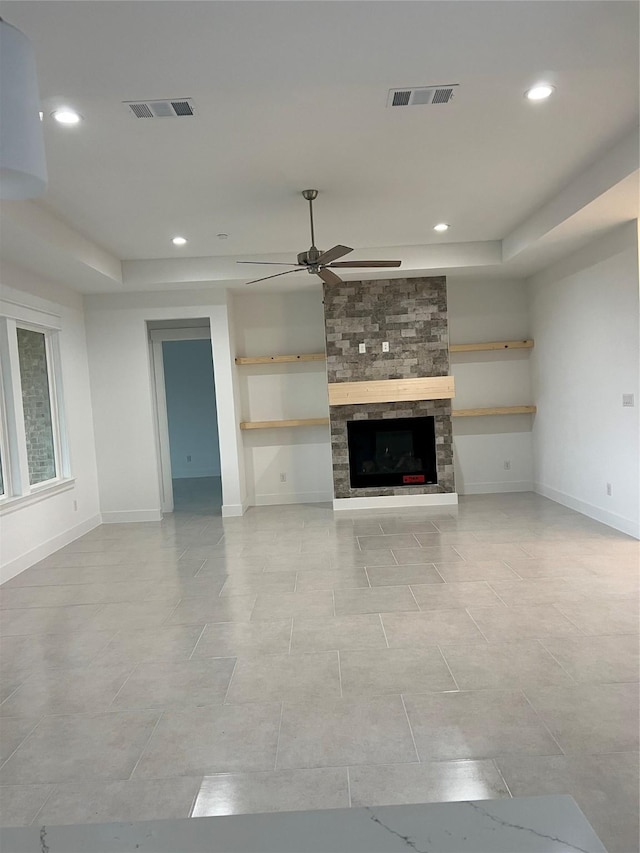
[298,248,321,266]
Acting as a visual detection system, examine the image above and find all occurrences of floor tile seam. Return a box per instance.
[462,608,491,643]
[489,758,514,799]
[518,689,566,757]
[399,694,421,764]
[481,582,510,608]
[434,645,460,692]
[0,715,44,773]
[346,765,352,808]
[186,774,206,818]
[126,711,165,781]
[287,618,294,655]
[545,602,591,636]
[407,585,421,612]
[533,639,580,685]
[105,661,145,709]
[378,614,390,649]
[337,650,343,698]
[273,702,285,771]
[220,657,240,706]
[362,567,373,589]
[187,624,210,661]
[28,779,58,826]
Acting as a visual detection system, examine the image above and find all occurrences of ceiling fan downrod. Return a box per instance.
[301,189,319,265]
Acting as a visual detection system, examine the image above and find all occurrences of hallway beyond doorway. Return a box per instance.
[172,476,222,515]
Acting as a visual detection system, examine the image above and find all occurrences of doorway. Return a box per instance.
[149,322,222,515]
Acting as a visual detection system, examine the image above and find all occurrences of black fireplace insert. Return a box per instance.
[347,416,437,489]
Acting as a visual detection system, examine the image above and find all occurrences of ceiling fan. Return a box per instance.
[237,189,401,285]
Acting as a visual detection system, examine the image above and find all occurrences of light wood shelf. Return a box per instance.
[328,376,455,406]
[453,406,536,417]
[235,353,326,365]
[240,418,330,430]
[449,340,533,353]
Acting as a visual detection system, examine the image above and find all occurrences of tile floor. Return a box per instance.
[0,493,638,852]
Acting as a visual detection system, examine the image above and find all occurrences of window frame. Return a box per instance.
[0,308,73,512]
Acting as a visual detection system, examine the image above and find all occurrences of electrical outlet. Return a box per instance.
[358,343,366,354]
[622,394,635,407]
[280,472,287,483]
[382,341,390,352]
[606,483,612,496]
[504,460,511,470]
[186,455,192,462]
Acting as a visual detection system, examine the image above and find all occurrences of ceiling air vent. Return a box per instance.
[124,98,197,118]
[387,85,458,107]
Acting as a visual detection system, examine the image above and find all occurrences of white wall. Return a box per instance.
[232,289,333,505]
[448,277,534,494]
[162,339,221,478]
[84,290,246,520]
[0,269,101,582]
[529,221,640,537]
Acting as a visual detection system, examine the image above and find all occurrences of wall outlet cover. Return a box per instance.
[382,341,390,352]
[359,343,366,354]
[622,394,635,407]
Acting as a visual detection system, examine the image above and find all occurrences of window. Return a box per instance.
[0,310,70,507]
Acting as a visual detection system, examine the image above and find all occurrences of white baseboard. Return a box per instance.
[252,491,334,507]
[101,509,163,524]
[460,480,533,495]
[534,482,640,539]
[0,513,102,584]
[222,503,247,517]
[333,493,458,511]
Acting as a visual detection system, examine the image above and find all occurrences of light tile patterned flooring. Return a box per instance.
[0,493,638,852]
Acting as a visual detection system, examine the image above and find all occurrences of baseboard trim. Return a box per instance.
[252,491,334,507]
[333,493,458,511]
[101,509,163,524]
[534,482,640,539]
[0,513,102,584]
[460,480,533,495]
[221,503,246,517]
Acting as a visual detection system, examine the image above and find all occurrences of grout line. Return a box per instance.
[188,624,209,661]
[436,644,460,691]
[407,585,421,611]
[520,689,566,756]
[431,564,447,583]
[491,758,514,799]
[127,711,164,780]
[273,702,285,771]
[287,617,294,655]
[363,567,372,589]
[0,715,44,772]
[400,694,421,763]
[464,607,491,643]
[346,765,352,808]
[337,650,343,698]
[221,657,239,705]
[293,572,298,593]
[108,662,141,707]
[549,602,590,635]
[535,638,578,683]
[29,782,58,825]
[332,589,336,618]
[378,613,390,648]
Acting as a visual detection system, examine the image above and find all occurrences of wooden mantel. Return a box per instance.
[328,376,455,407]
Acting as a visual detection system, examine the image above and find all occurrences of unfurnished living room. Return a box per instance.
[0,2,638,852]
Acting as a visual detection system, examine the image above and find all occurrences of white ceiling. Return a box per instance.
[0,0,638,293]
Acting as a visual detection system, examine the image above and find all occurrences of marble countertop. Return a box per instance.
[0,795,607,853]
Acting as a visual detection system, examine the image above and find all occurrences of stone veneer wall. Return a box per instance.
[323,276,454,499]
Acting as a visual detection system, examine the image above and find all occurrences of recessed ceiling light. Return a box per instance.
[433,223,449,232]
[39,111,44,122]
[171,236,187,246]
[525,84,555,101]
[52,108,82,125]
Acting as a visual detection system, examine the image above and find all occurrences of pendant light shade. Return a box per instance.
[0,18,47,199]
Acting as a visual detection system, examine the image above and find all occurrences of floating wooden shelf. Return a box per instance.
[240,418,330,430]
[235,353,326,365]
[453,406,536,417]
[328,376,455,406]
[449,340,534,353]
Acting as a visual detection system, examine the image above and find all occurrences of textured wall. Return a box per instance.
[323,277,454,498]
[17,328,56,485]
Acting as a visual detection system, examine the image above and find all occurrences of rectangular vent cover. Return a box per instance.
[124,98,197,118]
[387,85,458,107]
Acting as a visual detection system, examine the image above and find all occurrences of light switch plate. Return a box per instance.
[359,343,366,354]
[622,394,635,407]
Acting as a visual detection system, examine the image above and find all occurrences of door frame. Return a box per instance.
[149,326,212,514]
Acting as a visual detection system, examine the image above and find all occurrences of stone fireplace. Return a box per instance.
[322,276,456,508]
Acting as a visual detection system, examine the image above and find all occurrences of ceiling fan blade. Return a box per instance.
[316,245,353,265]
[236,261,301,266]
[317,267,343,286]
[244,269,304,285]
[328,260,402,268]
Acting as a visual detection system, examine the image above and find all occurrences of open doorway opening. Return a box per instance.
[148,321,222,516]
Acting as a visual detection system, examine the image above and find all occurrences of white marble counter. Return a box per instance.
[0,795,607,853]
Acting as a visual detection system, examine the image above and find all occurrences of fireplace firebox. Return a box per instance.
[347,416,437,489]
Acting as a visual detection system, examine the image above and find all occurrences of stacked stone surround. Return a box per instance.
[323,276,454,499]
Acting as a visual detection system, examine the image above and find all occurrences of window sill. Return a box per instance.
[0,478,76,516]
